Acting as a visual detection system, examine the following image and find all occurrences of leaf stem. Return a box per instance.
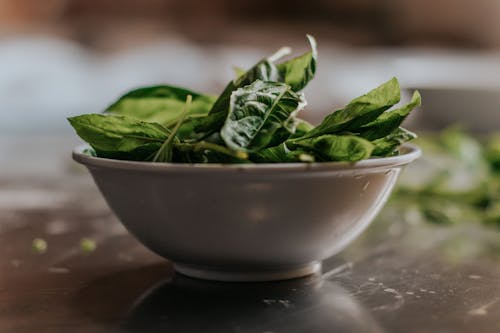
[153,95,192,162]
[174,141,248,160]
[268,46,292,63]
[122,134,165,142]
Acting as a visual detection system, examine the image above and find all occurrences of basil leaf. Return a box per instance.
[486,133,500,171]
[277,34,317,92]
[290,118,314,139]
[288,134,374,162]
[173,140,249,163]
[193,60,282,136]
[302,77,401,139]
[68,114,168,160]
[195,36,316,137]
[233,66,246,79]
[209,59,282,117]
[371,127,416,156]
[359,90,421,141]
[105,85,216,125]
[221,80,306,152]
[153,95,193,163]
[251,143,289,162]
[251,143,315,163]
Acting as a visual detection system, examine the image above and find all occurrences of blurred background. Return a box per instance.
[2,0,500,175]
[5,3,500,331]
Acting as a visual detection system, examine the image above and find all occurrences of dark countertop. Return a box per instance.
[1,136,500,333]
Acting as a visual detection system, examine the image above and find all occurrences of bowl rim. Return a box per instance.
[73,143,421,173]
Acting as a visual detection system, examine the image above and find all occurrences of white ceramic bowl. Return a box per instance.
[73,144,420,281]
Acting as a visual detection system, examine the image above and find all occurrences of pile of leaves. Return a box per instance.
[68,36,421,164]
[387,128,500,226]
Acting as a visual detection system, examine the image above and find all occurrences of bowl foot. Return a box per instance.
[174,261,321,282]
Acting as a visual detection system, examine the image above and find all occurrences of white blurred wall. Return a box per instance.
[3,36,500,134]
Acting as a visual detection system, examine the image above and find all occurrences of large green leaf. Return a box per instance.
[221,80,306,152]
[194,36,317,137]
[277,35,317,92]
[359,90,421,141]
[104,85,216,125]
[288,134,374,162]
[301,78,401,139]
[68,114,168,160]
[193,60,283,136]
[371,127,416,156]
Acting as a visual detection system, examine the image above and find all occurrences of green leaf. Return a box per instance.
[277,34,317,92]
[420,196,469,225]
[233,66,246,79]
[220,80,306,152]
[288,134,374,162]
[193,60,283,136]
[358,90,421,141]
[210,55,285,119]
[194,37,316,137]
[153,95,192,163]
[68,114,168,160]
[174,141,249,163]
[251,143,315,163]
[371,127,416,156]
[251,143,289,162]
[486,133,500,171]
[105,85,216,126]
[290,118,314,139]
[302,78,401,139]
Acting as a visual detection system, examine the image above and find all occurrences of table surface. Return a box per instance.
[2,136,500,333]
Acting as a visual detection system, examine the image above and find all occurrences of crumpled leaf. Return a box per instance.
[221,80,306,152]
[194,36,317,137]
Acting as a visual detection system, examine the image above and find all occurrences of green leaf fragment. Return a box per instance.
[80,238,97,253]
[32,238,47,254]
